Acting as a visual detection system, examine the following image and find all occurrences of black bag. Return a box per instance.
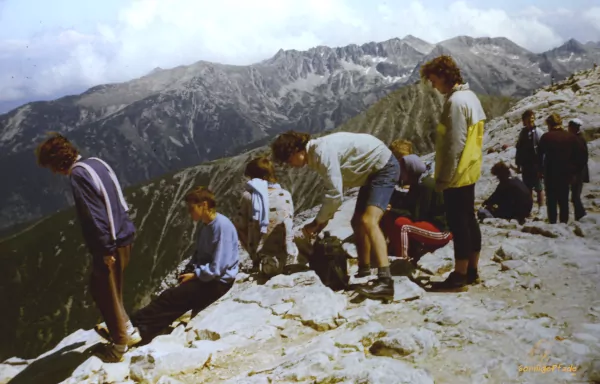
[309,231,350,291]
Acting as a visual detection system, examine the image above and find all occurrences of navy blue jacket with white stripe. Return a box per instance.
[69,157,136,257]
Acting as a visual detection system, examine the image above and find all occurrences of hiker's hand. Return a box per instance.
[303,220,326,238]
[178,273,196,284]
[103,255,116,266]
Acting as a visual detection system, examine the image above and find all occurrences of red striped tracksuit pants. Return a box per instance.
[382,216,453,258]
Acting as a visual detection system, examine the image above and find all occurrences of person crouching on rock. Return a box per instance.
[420,55,487,292]
[479,161,533,225]
[234,156,299,276]
[129,187,239,343]
[381,154,453,262]
[36,133,139,363]
[270,131,400,302]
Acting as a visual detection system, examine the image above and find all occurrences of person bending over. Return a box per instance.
[381,154,453,261]
[271,131,400,301]
[36,133,138,363]
[234,156,298,276]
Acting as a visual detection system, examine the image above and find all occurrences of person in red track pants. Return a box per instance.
[381,154,452,260]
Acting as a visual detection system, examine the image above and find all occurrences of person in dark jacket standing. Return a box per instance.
[36,133,139,362]
[480,162,533,225]
[381,154,453,262]
[568,118,589,220]
[515,109,545,209]
[537,113,585,224]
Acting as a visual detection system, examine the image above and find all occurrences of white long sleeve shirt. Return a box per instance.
[306,132,392,224]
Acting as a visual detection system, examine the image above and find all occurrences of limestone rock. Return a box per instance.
[369,328,440,361]
[393,276,426,301]
[333,321,387,352]
[417,245,454,275]
[129,345,210,383]
[493,243,526,262]
[187,301,280,345]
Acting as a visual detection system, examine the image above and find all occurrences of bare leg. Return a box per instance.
[352,215,370,267]
[361,206,389,268]
[537,190,545,207]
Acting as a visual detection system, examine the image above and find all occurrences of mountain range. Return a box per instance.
[0,35,598,232]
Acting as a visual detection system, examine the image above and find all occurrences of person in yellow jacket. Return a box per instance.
[420,55,486,291]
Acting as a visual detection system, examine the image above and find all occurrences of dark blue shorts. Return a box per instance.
[355,155,401,215]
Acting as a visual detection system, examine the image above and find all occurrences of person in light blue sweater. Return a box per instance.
[131,186,239,342]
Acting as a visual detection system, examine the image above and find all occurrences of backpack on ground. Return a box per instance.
[309,231,350,291]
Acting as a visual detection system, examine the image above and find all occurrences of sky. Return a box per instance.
[1,0,600,113]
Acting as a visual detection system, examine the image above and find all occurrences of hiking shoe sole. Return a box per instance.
[94,324,142,347]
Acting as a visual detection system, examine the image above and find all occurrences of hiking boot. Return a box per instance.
[94,324,142,347]
[93,343,126,363]
[355,267,372,278]
[467,268,481,285]
[356,278,394,303]
[428,271,468,292]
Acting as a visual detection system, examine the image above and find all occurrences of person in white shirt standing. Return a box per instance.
[271,131,401,301]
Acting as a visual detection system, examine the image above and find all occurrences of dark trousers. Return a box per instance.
[90,245,131,345]
[131,279,232,341]
[443,184,482,261]
[571,179,586,220]
[545,179,570,224]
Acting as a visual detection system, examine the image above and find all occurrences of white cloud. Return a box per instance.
[584,7,600,32]
[0,0,599,106]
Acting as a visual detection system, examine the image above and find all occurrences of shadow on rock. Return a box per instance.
[390,259,417,277]
[8,341,99,384]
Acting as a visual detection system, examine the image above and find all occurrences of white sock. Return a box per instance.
[114,344,128,353]
[126,321,135,334]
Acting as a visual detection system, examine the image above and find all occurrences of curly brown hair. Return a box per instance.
[545,112,563,129]
[184,186,216,209]
[270,130,311,164]
[389,139,413,160]
[491,161,511,179]
[245,156,277,183]
[36,132,79,173]
[419,55,464,88]
[522,109,535,120]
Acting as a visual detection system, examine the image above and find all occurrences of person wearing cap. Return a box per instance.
[568,118,589,221]
[480,161,533,225]
[381,154,453,262]
[537,113,585,224]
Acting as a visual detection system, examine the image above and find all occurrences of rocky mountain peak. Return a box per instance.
[555,38,588,55]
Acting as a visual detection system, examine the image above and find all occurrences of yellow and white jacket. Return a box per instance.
[434,83,487,191]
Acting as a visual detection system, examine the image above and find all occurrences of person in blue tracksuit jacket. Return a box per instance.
[36,133,138,362]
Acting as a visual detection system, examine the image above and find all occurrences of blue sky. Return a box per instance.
[1,0,599,113]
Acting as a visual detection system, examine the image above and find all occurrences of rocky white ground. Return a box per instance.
[2,68,600,384]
